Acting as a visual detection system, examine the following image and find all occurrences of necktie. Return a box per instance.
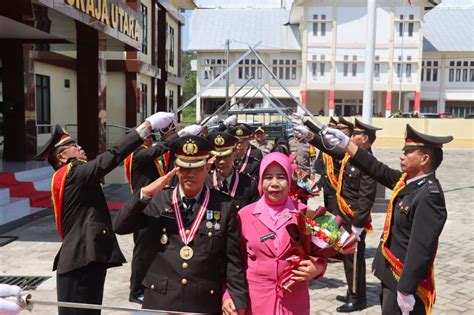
[182,197,195,216]
[221,179,228,192]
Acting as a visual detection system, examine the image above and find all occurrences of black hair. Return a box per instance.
[420,147,443,170]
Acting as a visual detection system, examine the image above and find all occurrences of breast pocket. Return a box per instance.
[394,200,412,229]
[89,223,114,259]
[196,229,225,254]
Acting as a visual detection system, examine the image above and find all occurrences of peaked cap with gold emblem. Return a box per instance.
[328,116,338,127]
[170,135,213,168]
[33,125,76,166]
[229,123,253,140]
[336,116,354,133]
[206,132,238,157]
[354,118,382,135]
[403,124,453,150]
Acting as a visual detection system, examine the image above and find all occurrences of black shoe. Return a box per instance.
[129,293,144,304]
[336,302,367,313]
[336,295,348,303]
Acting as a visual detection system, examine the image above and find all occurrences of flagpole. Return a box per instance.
[362,0,377,124]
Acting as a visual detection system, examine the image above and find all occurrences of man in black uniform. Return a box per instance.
[294,117,381,312]
[324,124,452,315]
[124,132,177,304]
[229,123,262,180]
[33,112,175,315]
[205,132,259,210]
[113,135,248,314]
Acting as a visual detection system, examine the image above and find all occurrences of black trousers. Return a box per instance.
[380,284,426,315]
[342,227,367,305]
[130,227,156,296]
[57,263,107,315]
[324,193,338,214]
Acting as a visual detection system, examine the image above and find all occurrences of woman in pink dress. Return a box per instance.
[223,152,326,315]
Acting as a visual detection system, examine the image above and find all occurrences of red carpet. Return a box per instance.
[0,172,52,208]
[0,172,124,210]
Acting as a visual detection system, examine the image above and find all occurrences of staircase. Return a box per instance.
[0,167,53,227]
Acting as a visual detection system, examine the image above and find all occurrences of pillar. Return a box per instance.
[385,90,392,117]
[328,89,335,116]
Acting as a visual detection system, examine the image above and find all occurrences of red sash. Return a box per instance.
[381,173,436,314]
[51,163,73,240]
[125,145,168,193]
[336,153,373,232]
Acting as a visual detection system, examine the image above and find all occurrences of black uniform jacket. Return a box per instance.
[113,187,249,313]
[205,169,260,210]
[129,141,172,192]
[249,144,263,162]
[53,130,143,275]
[235,154,260,182]
[307,122,376,227]
[352,148,447,294]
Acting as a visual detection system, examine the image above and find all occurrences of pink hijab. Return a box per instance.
[257,152,297,222]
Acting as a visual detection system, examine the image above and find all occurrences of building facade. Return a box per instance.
[0,0,193,161]
[189,0,473,120]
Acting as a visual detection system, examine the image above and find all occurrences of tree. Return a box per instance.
[181,51,197,124]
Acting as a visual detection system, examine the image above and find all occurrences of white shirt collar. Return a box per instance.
[178,185,203,201]
[407,172,433,185]
[217,169,234,184]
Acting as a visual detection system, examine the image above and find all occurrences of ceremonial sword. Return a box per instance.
[5,292,198,314]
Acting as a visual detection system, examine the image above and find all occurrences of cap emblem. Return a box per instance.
[183,140,198,155]
[236,128,244,136]
[214,135,225,146]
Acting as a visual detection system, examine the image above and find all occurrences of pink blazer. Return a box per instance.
[237,200,312,315]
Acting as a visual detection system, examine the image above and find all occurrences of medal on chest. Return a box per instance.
[172,187,210,261]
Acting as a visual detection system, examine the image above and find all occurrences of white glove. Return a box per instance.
[290,112,306,125]
[0,284,22,315]
[322,127,350,148]
[397,291,415,315]
[293,125,309,138]
[351,225,364,236]
[178,124,203,137]
[223,115,237,127]
[203,115,219,127]
[145,112,175,130]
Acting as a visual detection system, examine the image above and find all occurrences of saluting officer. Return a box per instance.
[250,127,273,156]
[295,117,381,312]
[229,123,262,181]
[324,124,452,315]
[113,135,248,314]
[33,112,174,315]
[205,132,259,210]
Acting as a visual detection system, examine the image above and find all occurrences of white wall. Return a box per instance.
[106,72,126,126]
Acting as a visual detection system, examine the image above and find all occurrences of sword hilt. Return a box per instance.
[3,292,33,312]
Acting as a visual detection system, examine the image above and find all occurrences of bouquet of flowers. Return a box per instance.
[276,206,359,292]
[289,167,320,202]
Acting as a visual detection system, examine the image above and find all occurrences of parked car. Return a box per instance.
[465,114,474,119]
[418,113,440,118]
[438,112,454,118]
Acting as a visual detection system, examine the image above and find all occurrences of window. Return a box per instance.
[462,61,468,81]
[433,61,438,81]
[272,59,297,81]
[320,56,325,76]
[35,74,51,134]
[374,56,380,79]
[470,61,474,82]
[238,59,262,80]
[312,14,327,37]
[168,26,175,67]
[312,14,318,35]
[140,4,148,54]
[408,14,414,37]
[140,83,148,122]
[204,58,227,80]
[397,56,402,79]
[398,14,404,37]
[449,61,455,81]
[343,55,349,76]
[448,60,474,82]
[352,55,357,76]
[311,55,326,80]
[168,89,174,111]
[456,61,461,81]
[321,14,326,36]
[405,56,412,79]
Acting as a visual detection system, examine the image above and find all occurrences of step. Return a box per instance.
[15,166,53,182]
[0,198,32,226]
[33,178,52,192]
[0,188,10,206]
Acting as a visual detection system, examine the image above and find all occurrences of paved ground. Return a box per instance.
[0,148,473,314]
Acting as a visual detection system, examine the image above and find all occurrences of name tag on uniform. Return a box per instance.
[259,232,276,242]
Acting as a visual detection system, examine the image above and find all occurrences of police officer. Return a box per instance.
[229,123,262,180]
[205,132,259,210]
[295,117,381,312]
[289,129,311,178]
[250,127,273,156]
[113,135,248,314]
[324,124,452,315]
[33,112,175,315]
